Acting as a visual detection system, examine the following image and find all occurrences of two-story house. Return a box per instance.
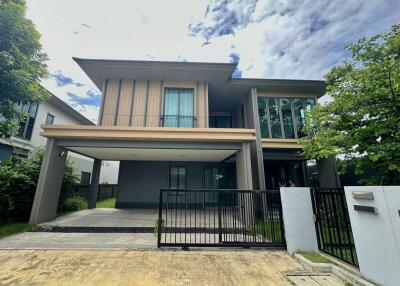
[29,58,339,224]
[0,93,96,183]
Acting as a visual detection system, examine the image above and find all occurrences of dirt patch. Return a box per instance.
[0,249,304,286]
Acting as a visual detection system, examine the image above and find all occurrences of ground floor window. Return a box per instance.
[80,171,91,184]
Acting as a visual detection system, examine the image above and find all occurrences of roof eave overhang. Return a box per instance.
[231,78,326,97]
[73,57,237,90]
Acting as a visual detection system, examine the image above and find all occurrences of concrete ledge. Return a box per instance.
[115,202,159,209]
[294,253,331,273]
[294,253,376,286]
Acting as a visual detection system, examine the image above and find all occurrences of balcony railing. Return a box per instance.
[160,115,197,128]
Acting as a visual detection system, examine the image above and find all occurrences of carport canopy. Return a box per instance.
[29,125,256,224]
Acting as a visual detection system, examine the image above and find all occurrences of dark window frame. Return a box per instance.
[45,113,55,125]
[16,102,38,141]
[80,171,91,184]
[162,87,195,127]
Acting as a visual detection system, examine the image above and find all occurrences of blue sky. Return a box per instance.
[26,0,399,123]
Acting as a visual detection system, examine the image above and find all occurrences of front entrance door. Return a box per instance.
[204,166,235,203]
[264,160,306,190]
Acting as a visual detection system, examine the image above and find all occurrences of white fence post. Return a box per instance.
[280,187,319,255]
[344,186,400,286]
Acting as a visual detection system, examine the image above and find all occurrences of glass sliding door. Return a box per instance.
[292,98,306,138]
[179,88,194,127]
[204,166,236,203]
[169,166,187,195]
[258,97,269,138]
[268,97,282,138]
[163,88,194,127]
[163,88,179,127]
[204,167,219,203]
[280,98,295,139]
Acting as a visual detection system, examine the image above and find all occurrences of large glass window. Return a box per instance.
[163,88,194,127]
[16,102,38,140]
[268,97,282,138]
[280,98,295,139]
[258,98,268,138]
[258,97,315,139]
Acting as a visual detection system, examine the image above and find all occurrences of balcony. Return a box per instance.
[160,115,196,128]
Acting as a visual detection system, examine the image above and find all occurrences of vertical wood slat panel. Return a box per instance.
[146,80,162,127]
[116,80,134,126]
[101,79,119,126]
[131,80,147,127]
[205,82,209,127]
[197,81,205,128]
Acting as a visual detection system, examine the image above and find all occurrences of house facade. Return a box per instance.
[0,94,96,183]
[29,58,339,224]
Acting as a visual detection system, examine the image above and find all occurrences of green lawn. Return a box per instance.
[246,219,285,243]
[0,222,36,239]
[297,251,334,264]
[96,198,116,208]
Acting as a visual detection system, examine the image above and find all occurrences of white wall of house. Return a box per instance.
[344,186,400,286]
[29,100,94,178]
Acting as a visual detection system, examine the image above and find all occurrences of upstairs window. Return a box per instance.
[16,102,38,140]
[258,97,315,139]
[45,113,55,125]
[162,88,194,127]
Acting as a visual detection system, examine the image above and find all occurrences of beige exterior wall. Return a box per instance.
[101,79,120,126]
[99,79,208,128]
[116,80,134,126]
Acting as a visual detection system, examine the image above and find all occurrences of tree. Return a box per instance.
[302,24,400,185]
[0,0,48,138]
[0,149,79,222]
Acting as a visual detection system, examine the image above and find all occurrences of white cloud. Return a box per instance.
[25,0,399,122]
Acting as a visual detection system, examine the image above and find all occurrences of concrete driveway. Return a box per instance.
[42,208,158,228]
[0,249,346,286]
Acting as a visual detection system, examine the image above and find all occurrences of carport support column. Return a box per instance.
[29,139,68,224]
[88,159,101,209]
[236,142,253,189]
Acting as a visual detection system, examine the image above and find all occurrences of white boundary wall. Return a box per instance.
[280,187,318,255]
[344,186,400,286]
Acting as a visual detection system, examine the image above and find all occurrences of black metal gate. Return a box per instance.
[157,189,286,248]
[310,187,358,267]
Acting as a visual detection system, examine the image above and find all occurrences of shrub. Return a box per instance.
[60,196,87,213]
[0,148,79,223]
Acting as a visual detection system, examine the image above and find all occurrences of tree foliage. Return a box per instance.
[0,0,48,137]
[0,149,79,222]
[302,24,400,185]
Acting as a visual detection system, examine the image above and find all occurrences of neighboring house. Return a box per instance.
[29,58,339,224]
[0,93,95,184]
